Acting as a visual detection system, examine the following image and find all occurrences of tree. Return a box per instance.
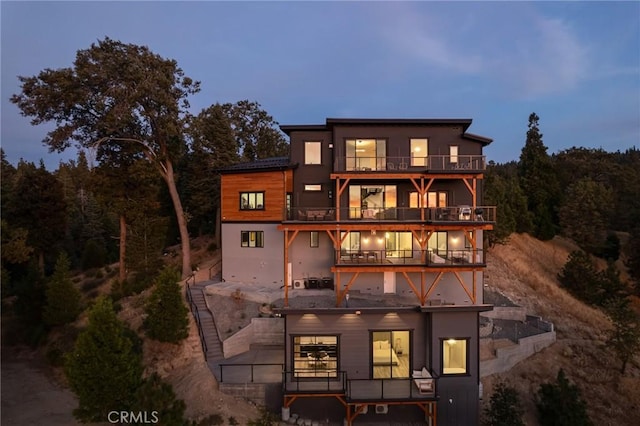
[65,296,143,422]
[11,37,199,278]
[558,250,600,304]
[484,381,525,426]
[605,296,640,374]
[43,252,82,327]
[625,226,640,295]
[222,100,288,162]
[144,267,189,343]
[536,369,592,426]
[558,177,613,253]
[518,113,560,240]
[183,103,238,237]
[132,373,188,426]
[5,160,67,273]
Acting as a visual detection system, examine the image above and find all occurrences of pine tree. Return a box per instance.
[558,250,600,304]
[65,296,143,422]
[518,113,560,240]
[144,267,189,343]
[132,373,188,425]
[536,369,592,426]
[485,381,525,426]
[43,252,82,327]
[605,296,640,374]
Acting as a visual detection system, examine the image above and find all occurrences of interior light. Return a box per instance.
[377,238,384,244]
[447,338,457,345]
[415,147,421,152]
[355,310,361,315]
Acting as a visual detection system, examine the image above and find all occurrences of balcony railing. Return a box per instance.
[347,376,437,402]
[336,249,485,266]
[335,155,486,172]
[285,206,496,223]
[283,370,347,393]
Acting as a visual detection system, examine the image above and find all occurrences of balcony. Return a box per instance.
[285,206,496,223]
[334,155,486,172]
[336,249,485,266]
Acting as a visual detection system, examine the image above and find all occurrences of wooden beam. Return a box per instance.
[453,270,475,304]
[401,271,422,304]
[337,272,360,306]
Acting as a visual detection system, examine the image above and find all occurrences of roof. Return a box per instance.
[218,156,294,174]
[280,117,492,145]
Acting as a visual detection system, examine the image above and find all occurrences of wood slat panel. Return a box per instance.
[221,170,292,221]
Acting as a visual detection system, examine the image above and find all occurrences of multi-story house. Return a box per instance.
[219,118,495,425]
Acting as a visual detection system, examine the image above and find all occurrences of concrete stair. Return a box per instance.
[186,281,224,365]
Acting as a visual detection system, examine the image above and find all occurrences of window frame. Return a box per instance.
[440,337,469,376]
[292,335,339,378]
[240,231,264,248]
[371,330,411,379]
[310,231,319,248]
[304,141,322,165]
[239,191,265,210]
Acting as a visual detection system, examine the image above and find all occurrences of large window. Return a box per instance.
[241,231,263,248]
[442,338,468,375]
[305,141,322,165]
[240,192,264,210]
[428,191,447,207]
[372,330,410,379]
[293,335,338,378]
[346,139,386,171]
[348,184,397,219]
[385,232,413,258]
[428,231,447,256]
[411,138,428,166]
[340,231,361,254]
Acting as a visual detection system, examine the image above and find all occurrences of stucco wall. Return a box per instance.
[223,318,284,359]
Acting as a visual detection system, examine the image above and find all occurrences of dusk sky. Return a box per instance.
[2,1,639,170]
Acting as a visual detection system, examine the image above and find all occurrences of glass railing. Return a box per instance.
[285,206,496,223]
[335,155,486,172]
[335,249,484,266]
[347,374,438,401]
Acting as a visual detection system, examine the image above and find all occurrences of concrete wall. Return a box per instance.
[480,331,557,377]
[223,318,284,359]
[481,306,527,322]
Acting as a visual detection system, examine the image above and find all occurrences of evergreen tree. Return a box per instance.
[132,373,188,425]
[558,250,600,304]
[484,381,525,426]
[558,177,613,253]
[12,261,48,345]
[43,252,82,327]
[536,369,592,426]
[65,296,143,422]
[518,113,560,240]
[144,267,189,343]
[625,226,640,295]
[604,296,640,374]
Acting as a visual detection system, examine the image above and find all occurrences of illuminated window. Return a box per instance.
[305,142,322,165]
[310,231,319,248]
[372,330,410,379]
[304,184,322,191]
[293,335,338,378]
[442,338,468,375]
[449,146,459,163]
[241,231,264,248]
[239,192,264,210]
[410,138,428,166]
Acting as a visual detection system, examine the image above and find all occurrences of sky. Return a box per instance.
[1,1,639,170]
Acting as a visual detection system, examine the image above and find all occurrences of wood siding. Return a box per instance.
[221,169,293,222]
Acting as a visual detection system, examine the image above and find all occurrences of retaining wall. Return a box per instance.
[481,306,527,322]
[223,318,284,358]
[480,330,556,377]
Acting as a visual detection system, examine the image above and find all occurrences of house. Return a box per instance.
[219,118,495,425]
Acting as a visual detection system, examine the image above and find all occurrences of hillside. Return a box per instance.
[481,233,640,425]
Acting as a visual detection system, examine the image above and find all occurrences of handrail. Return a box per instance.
[218,363,284,384]
[208,259,222,280]
[184,284,208,359]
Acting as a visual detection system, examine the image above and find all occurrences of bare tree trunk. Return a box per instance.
[162,160,192,279]
[119,214,127,283]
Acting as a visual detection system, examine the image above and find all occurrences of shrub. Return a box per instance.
[144,267,189,343]
[484,381,524,426]
[536,369,592,426]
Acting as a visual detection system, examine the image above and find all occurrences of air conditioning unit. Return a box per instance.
[375,404,388,414]
[355,404,368,414]
[292,279,305,289]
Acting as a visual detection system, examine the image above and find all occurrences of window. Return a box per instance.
[385,232,413,258]
[310,231,319,248]
[304,184,322,191]
[410,138,428,166]
[409,192,427,208]
[442,338,468,375]
[372,330,410,379]
[340,231,360,254]
[348,185,397,219]
[427,191,448,207]
[293,335,338,378]
[345,139,386,171]
[428,231,447,256]
[305,141,322,165]
[240,192,264,210]
[449,146,459,164]
[241,231,264,248]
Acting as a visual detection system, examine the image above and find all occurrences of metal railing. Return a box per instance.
[347,376,438,401]
[335,249,484,266]
[283,370,347,393]
[219,363,284,384]
[286,206,496,223]
[335,155,486,172]
[185,278,208,359]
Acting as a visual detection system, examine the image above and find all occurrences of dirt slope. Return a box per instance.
[481,233,640,425]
